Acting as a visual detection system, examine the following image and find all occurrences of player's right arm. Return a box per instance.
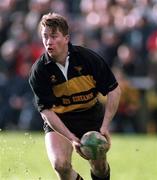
[41,109,89,159]
[41,109,79,144]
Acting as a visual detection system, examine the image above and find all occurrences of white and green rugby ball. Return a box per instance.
[80,131,109,160]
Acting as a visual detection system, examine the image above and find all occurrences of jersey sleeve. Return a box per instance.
[95,60,118,95]
[29,61,55,112]
[86,49,118,95]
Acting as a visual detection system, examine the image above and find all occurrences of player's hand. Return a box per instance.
[72,139,90,160]
[100,125,111,151]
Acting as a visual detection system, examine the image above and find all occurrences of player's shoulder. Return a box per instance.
[29,54,48,81]
[72,44,103,62]
[72,44,96,55]
[30,54,46,73]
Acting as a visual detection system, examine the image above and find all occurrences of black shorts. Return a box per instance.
[43,102,104,139]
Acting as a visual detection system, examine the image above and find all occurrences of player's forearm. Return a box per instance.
[102,85,121,128]
[41,109,77,142]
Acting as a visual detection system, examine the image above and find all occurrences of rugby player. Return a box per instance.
[29,12,121,180]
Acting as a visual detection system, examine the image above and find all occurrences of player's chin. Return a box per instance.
[47,51,54,57]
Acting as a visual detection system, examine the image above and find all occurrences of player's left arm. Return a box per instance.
[100,85,121,146]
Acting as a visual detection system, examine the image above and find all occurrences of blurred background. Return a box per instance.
[0,0,157,134]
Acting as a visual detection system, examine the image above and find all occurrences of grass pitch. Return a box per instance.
[0,131,157,180]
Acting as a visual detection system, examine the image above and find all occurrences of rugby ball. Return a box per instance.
[80,131,109,160]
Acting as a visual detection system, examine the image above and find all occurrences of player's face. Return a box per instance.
[41,26,69,60]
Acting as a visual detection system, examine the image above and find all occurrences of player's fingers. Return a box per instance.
[105,134,111,146]
[101,131,111,149]
[72,141,90,160]
[72,140,81,147]
[76,146,90,160]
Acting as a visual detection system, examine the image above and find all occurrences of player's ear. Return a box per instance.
[65,34,70,43]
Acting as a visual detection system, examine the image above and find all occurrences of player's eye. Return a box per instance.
[43,34,48,39]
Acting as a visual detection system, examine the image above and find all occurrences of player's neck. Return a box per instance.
[56,47,69,66]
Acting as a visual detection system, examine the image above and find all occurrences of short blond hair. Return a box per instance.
[39,12,69,36]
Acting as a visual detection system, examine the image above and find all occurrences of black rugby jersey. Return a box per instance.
[29,43,118,114]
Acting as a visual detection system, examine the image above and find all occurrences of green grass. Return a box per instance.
[0,131,157,180]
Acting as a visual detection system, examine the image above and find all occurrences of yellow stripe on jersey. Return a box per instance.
[53,75,96,97]
[51,98,97,114]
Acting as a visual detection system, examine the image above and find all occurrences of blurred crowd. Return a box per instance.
[0,0,157,133]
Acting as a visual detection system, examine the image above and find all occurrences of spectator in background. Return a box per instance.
[115,44,147,77]
[146,29,157,133]
[0,40,32,129]
[98,29,121,67]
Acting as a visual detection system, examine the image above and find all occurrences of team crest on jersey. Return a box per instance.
[50,75,57,83]
[74,66,82,75]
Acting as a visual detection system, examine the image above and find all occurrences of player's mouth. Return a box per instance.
[47,47,54,52]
